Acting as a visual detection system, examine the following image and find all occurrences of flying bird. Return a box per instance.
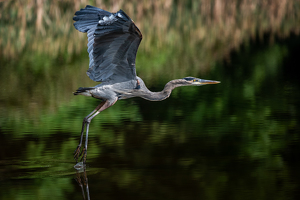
[72,5,220,164]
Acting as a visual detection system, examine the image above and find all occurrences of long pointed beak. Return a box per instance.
[200,79,220,84]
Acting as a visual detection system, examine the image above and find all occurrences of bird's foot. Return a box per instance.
[81,148,87,164]
[74,144,83,163]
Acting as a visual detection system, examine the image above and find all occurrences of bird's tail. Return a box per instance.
[73,87,94,96]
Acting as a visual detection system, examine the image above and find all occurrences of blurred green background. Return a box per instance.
[0,0,300,199]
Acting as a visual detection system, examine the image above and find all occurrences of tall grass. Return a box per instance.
[0,0,299,61]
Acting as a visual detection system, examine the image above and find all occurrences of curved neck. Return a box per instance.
[139,79,185,101]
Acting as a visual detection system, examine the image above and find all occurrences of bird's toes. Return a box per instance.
[73,145,81,155]
[82,149,87,164]
[79,147,85,158]
[79,148,86,162]
[73,145,82,162]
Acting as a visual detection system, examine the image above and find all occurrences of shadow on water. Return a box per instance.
[0,1,300,200]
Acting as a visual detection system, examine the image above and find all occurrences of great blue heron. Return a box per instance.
[73,5,220,164]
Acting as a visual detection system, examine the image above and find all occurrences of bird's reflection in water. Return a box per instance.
[75,167,90,200]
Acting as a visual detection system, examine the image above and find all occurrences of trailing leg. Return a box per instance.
[74,98,117,164]
[74,101,105,162]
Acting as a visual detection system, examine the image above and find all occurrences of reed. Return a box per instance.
[0,0,299,61]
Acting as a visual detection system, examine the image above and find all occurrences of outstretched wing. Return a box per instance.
[73,5,142,83]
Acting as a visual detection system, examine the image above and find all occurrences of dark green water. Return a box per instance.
[1,2,300,199]
[1,34,299,200]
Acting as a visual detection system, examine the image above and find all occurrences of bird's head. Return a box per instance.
[182,77,220,86]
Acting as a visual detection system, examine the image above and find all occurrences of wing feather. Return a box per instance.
[73,5,142,82]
